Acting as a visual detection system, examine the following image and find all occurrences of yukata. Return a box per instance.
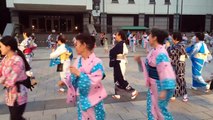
[186,41,211,87]
[109,40,136,96]
[167,42,187,97]
[50,44,72,82]
[140,45,176,120]
[63,53,107,120]
[19,37,37,64]
[142,35,148,48]
[20,37,37,77]
[0,54,28,106]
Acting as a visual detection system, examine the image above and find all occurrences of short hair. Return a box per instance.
[75,33,96,51]
[58,35,67,43]
[172,32,182,42]
[23,31,31,37]
[117,31,126,40]
[195,32,204,41]
[150,28,168,45]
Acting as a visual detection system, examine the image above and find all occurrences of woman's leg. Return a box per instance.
[8,103,26,120]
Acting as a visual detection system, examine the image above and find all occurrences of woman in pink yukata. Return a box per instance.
[64,34,107,120]
[135,28,176,120]
[0,36,31,120]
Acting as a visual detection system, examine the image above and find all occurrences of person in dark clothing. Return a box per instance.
[109,31,138,100]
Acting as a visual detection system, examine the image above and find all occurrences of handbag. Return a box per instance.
[57,63,63,72]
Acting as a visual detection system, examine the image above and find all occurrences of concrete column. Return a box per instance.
[173,14,180,32]
[100,12,107,33]
[10,10,20,33]
[83,13,90,32]
[10,10,19,24]
[205,14,212,32]
[138,13,145,26]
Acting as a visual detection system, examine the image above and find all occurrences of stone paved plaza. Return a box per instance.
[0,46,213,120]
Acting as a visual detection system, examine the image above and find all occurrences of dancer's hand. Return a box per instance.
[134,55,141,63]
[159,90,167,100]
[52,48,55,52]
[57,81,65,87]
[70,66,80,77]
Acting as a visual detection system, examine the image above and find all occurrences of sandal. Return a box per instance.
[182,98,188,102]
[112,95,121,100]
[131,90,138,100]
[170,97,176,101]
[58,88,66,94]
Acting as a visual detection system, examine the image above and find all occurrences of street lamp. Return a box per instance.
[180,0,183,32]
[153,0,156,27]
[167,0,170,31]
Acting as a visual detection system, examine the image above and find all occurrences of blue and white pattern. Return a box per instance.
[186,41,209,87]
[71,57,106,120]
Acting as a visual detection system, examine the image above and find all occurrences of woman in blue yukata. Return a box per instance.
[135,28,176,120]
[186,32,212,91]
[63,34,107,120]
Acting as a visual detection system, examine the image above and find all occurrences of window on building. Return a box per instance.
[112,0,118,3]
[128,0,135,4]
[165,0,170,4]
[149,0,156,4]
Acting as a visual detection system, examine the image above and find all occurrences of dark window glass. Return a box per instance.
[60,18,67,32]
[112,0,118,3]
[68,19,72,32]
[165,0,170,4]
[149,0,155,4]
[46,19,51,32]
[128,0,135,4]
[38,17,45,29]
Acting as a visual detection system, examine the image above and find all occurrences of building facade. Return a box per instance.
[6,0,93,33]
[5,0,213,34]
[93,0,213,33]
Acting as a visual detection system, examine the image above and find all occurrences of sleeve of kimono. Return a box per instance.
[0,63,4,83]
[190,44,200,56]
[186,44,199,56]
[123,43,128,55]
[0,62,2,77]
[50,46,67,59]
[167,46,175,65]
[156,53,176,90]
[77,63,105,91]
[70,74,78,89]
[3,58,25,87]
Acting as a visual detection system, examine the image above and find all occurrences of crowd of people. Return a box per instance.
[0,28,213,120]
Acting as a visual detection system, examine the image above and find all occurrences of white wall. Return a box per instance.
[6,0,14,8]
[101,0,213,15]
[7,0,92,10]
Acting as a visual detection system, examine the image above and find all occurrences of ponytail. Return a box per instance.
[16,49,31,71]
[0,36,31,71]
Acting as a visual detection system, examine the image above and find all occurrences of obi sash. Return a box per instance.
[145,61,159,80]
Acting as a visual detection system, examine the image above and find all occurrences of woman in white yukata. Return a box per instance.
[50,35,72,92]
